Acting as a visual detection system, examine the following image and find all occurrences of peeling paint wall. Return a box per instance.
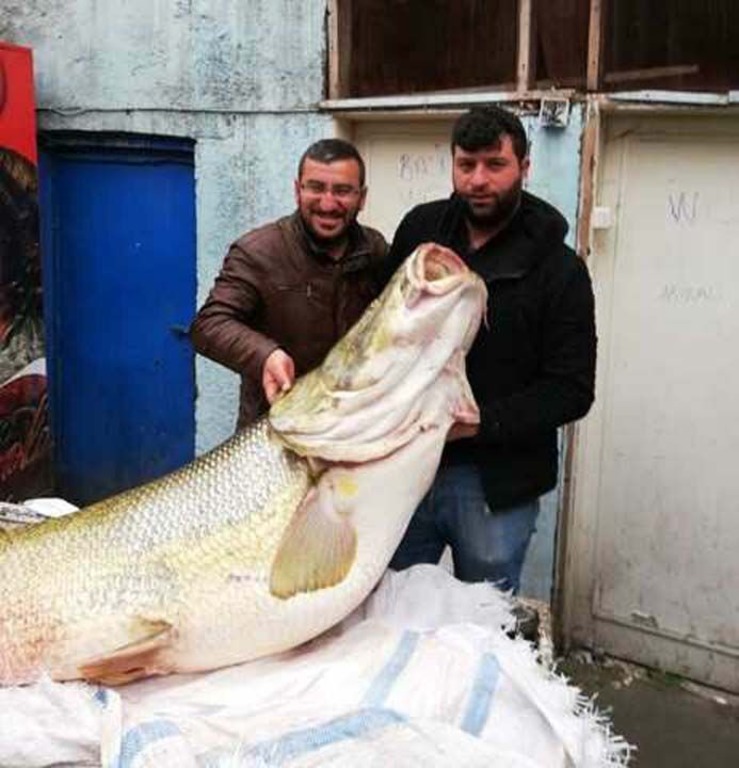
[2,1,327,112]
[0,0,334,452]
[527,106,583,249]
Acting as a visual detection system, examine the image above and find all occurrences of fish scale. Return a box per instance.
[0,420,311,684]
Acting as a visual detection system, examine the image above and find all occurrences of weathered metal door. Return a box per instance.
[562,115,739,692]
[39,133,196,505]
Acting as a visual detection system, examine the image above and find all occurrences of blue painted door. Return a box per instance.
[39,134,196,505]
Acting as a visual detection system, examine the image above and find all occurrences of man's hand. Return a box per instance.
[446,422,479,442]
[262,349,295,404]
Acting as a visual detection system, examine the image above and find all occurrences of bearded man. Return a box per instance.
[383,106,597,594]
[191,139,387,428]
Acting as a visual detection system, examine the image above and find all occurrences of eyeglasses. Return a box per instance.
[299,181,362,201]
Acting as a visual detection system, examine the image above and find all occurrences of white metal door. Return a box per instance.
[353,120,453,240]
[563,115,739,692]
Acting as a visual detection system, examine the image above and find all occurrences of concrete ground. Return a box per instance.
[516,599,738,767]
[558,652,739,767]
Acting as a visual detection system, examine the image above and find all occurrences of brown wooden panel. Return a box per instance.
[347,0,519,98]
[534,0,590,88]
[603,0,739,92]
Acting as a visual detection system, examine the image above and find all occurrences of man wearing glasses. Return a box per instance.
[191,138,387,429]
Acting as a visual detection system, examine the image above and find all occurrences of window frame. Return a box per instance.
[325,0,589,105]
[325,0,738,108]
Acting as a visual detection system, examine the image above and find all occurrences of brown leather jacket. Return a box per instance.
[190,211,388,428]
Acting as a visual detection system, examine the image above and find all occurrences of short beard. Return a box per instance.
[302,211,357,250]
[309,229,350,249]
[462,182,522,230]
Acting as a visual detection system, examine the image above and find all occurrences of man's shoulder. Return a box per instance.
[538,237,593,303]
[402,198,455,224]
[537,234,586,277]
[518,192,585,268]
[393,198,458,251]
[232,215,290,252]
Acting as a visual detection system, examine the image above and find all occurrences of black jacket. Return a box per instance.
[384,191,597,509]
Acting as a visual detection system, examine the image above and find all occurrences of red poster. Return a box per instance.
[0,44,37,164]
[0,42,51,500]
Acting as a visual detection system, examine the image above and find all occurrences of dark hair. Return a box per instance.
[298,138,366,187]
[451,106,528,161]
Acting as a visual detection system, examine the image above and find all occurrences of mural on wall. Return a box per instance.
[0,42,50,500]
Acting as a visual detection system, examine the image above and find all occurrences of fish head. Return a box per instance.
[269,242,487,462]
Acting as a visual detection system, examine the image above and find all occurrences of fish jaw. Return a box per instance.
[269,243,487,462]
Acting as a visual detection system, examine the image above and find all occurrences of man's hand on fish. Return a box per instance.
[263,348,295,403]
[446,422,479,442]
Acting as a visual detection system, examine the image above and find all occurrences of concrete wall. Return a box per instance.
[0,0,334,452]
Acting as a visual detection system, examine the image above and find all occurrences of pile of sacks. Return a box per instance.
[1,562,631,767]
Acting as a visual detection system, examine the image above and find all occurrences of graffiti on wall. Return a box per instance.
[0,43,51,500]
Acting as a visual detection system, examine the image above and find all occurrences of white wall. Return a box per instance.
[2,1,326,112]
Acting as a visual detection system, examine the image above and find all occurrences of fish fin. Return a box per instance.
[77,618,174,685]
[270,478,357,599]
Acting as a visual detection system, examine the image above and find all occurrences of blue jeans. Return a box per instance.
[389,464,540,593]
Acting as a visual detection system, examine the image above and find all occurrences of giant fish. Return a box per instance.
[0,243,487,686]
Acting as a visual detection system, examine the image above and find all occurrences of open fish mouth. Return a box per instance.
[408,241,468,286]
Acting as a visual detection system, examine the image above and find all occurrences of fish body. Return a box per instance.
[0,244,487,685]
